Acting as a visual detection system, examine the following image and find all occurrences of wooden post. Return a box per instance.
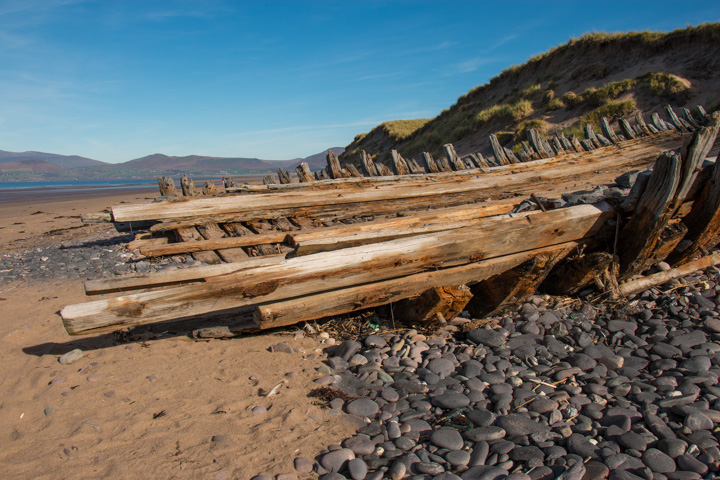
[436,156,453,172]
[391,150,410,175]
[489,134,509,165]
[665,105,688,132]
[422,152,440,173]
[543,252,615,296]
[681,108,701,129]
[570,134,585,152]
[158,177,178,197]
[326,150,344,179]
[360,151,379,176]
[223,177,236,190]
[376,163,393,176]
[277,168,293,184]
[527,129,550,157]
[503,148,520,164]
[634,112,652,136]
[346,164,363,177]
[651,112,671,132]
[202,180,218,196]
[584,125,602,148]
[296,162,313,183]
[181,174,196,196]
[600,117,620,143]
[619,119,636,140]
[263,174,278,185]
[408,158,425,174]
[444,144,466,171]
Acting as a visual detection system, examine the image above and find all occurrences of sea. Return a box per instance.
[0,179,160,203]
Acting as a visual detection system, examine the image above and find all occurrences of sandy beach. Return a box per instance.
[0,189,358,479]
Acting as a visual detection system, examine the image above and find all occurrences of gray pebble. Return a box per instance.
[59,349,84,365]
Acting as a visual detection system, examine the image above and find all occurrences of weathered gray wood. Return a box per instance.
[503,148,520,164]
[158,177,178,197]
[175,227,222,264]
[619,119,636,140]
[376,163,393,176]
[263,174,278,185]
[346,164,363,178]
[391,149,410,175]
[360,150,379,176]
[651,112,670,132]
[619,151,681,278]
[326,150,344,179]
[552,136,565,155]
[664,105,688,132]
[396,285,472,327]
[542,138,555,157]
[559,132,575,152]
[647,123,660,134]
[489,134,509,165]
[697,105,711,125]
[521,141,538,160]
[620,252,720,296]
[584,124,602,148]
[296,162,313,183]
[223,176,236,189]
[202,180,218,195]
[422,152,440,173]
[596,133,612,147]
[443,144,466,171]
[681,108,701,129]
[527,129,550,157]
[635,112,652,136]
[570,134,585,152]
[436,156,453,172]
[181,174,196,196]
[196,222,250,263]
[277,168,293,184]
[408,158,425,174]
[600,117,620,143]
[580,139,595,151]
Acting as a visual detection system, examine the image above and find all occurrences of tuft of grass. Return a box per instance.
[547,97,565,110]
[581,99,637,125]
[379,119,432,141]
[580,79,636,106]
[475,99,533,127]
[637,72,690,101]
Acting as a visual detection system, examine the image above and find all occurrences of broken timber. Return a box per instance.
[60,107,720,336]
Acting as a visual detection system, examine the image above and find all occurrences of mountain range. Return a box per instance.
[0,148,344,181]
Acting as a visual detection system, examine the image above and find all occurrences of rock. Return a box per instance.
[336,340,363,361]
[294,457,314,473]
[656,439,688,458]
[59,349,84,365]
[618,431,647,452]
[684,411,713,430]
[321,448,355,473]
[270,342,294,354]
[676,454,708,475]
[446,449,471,466]
[463,426,506,442]
[497,414,549,436]
[431,428,464,450]
[431,393,470,409]
[467,329,506,347]
[642,448,676,473]
[345,398,379,417]
[428,358,456,378]
[528,397,558,414]
[347,458,368,480]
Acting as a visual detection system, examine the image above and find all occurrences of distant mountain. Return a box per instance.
[117,153,276,171]
[269,147,345,170]
[0,159,70,174]
[0,150,108,168]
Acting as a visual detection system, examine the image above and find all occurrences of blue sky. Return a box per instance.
[1,1,719,163]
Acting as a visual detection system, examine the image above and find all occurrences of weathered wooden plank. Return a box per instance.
[408,158,425,174]
[527,129,550,157]
[681,108,701,129]
[62,203,613,334]
[559,132,575,152]
[175,227,222,264]
[444,144,466,171]
[665,105,688,132]
[503,148,520,164]
[584,124,602,148]
[376,162,393,176]
[201,181,218,195]
[396,285,472,326]
[263,174,278,185]
[346,164,363,178]
[84,255,287,295]
[196,223,249,263]
[651,112,671,132]
[619,252,720,296]
[140,230,289,257]
[390,149,410,175]
[181,174,196,196]
[253,243,579,330]
[467,243,574,317]
[635,112,652,136]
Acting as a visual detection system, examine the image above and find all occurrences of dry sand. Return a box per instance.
[0,191,358,479]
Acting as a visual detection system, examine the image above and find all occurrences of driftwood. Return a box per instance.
[326,150,344,179]
[619,252,720,296]
[489,134,508,165]
[360,151,379,177]
[396,285,473,326]
[296,162,313,183]
[277,168,293,184]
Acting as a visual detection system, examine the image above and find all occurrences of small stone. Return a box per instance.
[467,328,505,347]
[684,411,713,430]
[642,448,676,473]
[345,398,379,417]
[252,406,266,415]
[619,431,647,452]
[676,454,709,475]
[320,448,355,473]
[497,414,549,436]
[446,449,471,466]
[431,393,470,409]
[44,407,53,416]
[59,349,83,365]
[270,342,294,354]
[347,458,368,480]
[431,427,464,450]
[294,456,313,473]
[428,358,455,378]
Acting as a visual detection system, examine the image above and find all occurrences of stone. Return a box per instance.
[463,426,506,442]
[321,448,355,473]
[347,458,368,480]
[293,457,314,473]
[270,342,294,354]
[642,448,676,473]
[59,349,84,365]
[431,428,464,450]
[684,411,713,430]
[428,358,456,378]
[618,431,647,452]
[497,414,550,436]
[431,393,470,409]
[345,398,379,417]
[446,449,471,466]
[676,454,708,475]
[467,328,506,347]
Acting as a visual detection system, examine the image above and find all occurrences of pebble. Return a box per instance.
[293,457,313,473]
[345,398,379,417]
[320,448,355,473]
[430,428,464,450]
[643,448,676,473]
[59,349,84,365]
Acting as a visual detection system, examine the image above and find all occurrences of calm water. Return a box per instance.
[0,180,161,203]
[0,180,155,189]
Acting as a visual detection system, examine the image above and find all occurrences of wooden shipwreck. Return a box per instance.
[61,106,720,337]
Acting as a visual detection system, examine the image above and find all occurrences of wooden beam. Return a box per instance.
[396,285,472,327]
[619,252,720,296]
[175,227,222,264]
[84,255,287,295]
[391,150,410,175]
[61,203,613,335]
[326,150,344,179]
[253,243,579,330]
[489,134,509,165]
[542,251,615,296]
[360,151,379,177]
[141,230,287,258]
[296,162,313,183]
[196,222,250,263]
[467,243,574,317]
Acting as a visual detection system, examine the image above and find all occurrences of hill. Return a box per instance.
[0,159,70,174]
[0,150,107,168]
[340,24,720,166]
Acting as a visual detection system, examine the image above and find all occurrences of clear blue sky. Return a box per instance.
[1,1,718,163]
